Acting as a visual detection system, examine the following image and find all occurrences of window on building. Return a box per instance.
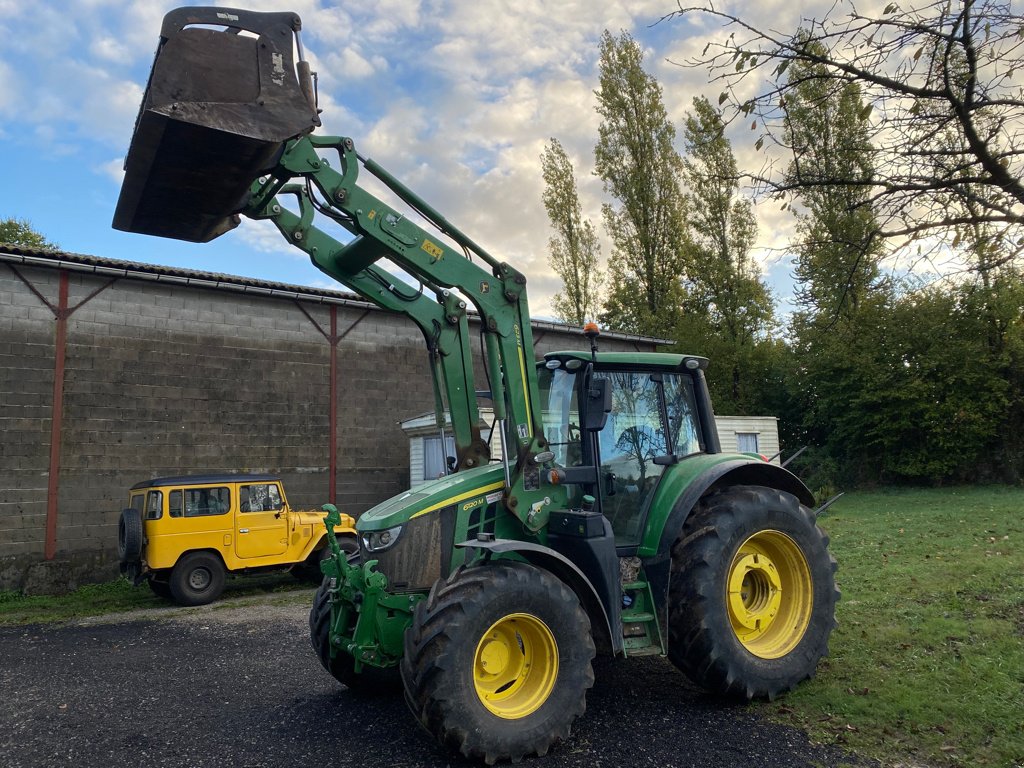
[736,432,759,453]
[424,434,456,480]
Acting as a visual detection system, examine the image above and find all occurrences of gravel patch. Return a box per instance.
[0,594,871,767]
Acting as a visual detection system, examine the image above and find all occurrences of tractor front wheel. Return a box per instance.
[308,577,397,693]
[668,485,839,700]
[401,561,595,764]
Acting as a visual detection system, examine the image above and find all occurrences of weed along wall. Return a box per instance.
[0,246,660,593]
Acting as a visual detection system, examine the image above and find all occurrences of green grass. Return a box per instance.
[0,573,313,626]
[759,486,1024,768]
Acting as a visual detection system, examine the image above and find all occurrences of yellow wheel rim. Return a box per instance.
[727,530,813,659]
[473,613,558,719]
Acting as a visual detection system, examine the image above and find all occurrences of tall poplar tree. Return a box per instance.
[540,139,603,324]
[680,96,775,409]
[783,47,884,321]
[594,30,687,336]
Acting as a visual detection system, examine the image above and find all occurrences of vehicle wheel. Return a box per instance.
[668,485,839,700]
[117,508,144,562]
[148,579,172,599]
[168,552,226,606]
[308,577,398,693]
[337,536,358,556]
[296,536,358,582]
[401,561,595,764]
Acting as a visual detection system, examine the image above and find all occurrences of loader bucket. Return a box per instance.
[113,7,320,243]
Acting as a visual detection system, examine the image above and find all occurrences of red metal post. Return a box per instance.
[44,271,69,560]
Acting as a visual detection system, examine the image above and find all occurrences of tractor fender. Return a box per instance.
[457,538,620,655]
[656,458,815,558]
[640,459,815,630]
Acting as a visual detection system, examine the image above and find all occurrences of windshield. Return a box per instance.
[536,366,581,467]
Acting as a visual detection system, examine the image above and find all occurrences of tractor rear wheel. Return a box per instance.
[668,485,838,700]
[308,577,397,693]
[401,561,595,764]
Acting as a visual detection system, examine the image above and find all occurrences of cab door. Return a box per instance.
[596,371,669,546]
[235,482,288,559]
[595,371,704,547]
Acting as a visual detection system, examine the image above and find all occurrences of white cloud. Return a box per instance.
[0,58,15,117]
[99,157,125,184]
[89,35,133,64]
[233,217,311,261]
[3,0,864,314]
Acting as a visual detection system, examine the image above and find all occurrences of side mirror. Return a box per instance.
[584,378,613,432]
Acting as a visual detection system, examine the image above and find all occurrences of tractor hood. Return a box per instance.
[357,465,506,532]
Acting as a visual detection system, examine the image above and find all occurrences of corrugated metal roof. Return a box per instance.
[0,242,673,344]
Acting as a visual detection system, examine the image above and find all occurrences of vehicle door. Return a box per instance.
[235,482,288,558]
[596,371,703,547]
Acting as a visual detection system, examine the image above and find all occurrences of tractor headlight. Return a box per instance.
[362,525,403,553]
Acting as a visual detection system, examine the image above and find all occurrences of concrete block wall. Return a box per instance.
[0,255,657,593]
[0,268,55,564]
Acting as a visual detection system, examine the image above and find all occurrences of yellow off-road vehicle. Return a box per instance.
[117,474,357,605]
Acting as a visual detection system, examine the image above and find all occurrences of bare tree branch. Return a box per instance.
[666,0,1024,265]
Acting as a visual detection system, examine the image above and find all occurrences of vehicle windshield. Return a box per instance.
[536,365,581,467]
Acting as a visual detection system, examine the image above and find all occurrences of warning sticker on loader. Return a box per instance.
[422,239,443,260]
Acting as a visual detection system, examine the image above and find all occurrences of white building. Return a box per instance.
[400,411,781,488]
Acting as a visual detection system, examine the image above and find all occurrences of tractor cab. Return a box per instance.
[537,351,714,550]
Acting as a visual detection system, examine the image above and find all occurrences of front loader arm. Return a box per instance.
[247,136,554,529]
[110,4,556,529]
[251,185,489,471]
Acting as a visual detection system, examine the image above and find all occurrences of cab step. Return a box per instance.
[619,573,665,657]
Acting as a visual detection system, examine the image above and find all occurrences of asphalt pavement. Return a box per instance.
[0,591,867,768]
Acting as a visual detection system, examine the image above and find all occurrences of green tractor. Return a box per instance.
[114,8,838,763]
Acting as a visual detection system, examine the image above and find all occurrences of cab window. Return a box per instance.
[130,494,144,513]
[663,374,703,455]
[537,366,582,467]
[169,487,230,517]
[240,483,283,512]
[598,371,703,546]
[144,490,163,520]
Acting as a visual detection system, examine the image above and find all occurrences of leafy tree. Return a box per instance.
[678,96,775,410]
[782,47,885,320]
[540,139,603,324]
[594,30,688,335]
[669,1,1024,264]
[0,217,58,249]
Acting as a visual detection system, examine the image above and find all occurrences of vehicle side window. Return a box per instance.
[598,372,668,546]
[183,487,231,517]
[130,494,144,513]
[663,375,703,456]
[240,483,283,512]
[145,490,163,520]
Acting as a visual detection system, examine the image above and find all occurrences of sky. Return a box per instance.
[0,0,828,321]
